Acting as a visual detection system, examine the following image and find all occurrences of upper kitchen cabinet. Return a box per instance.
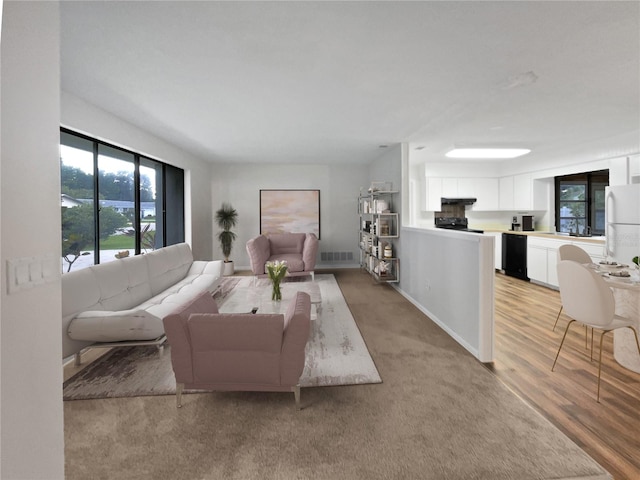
[513,174,532,210]
[499,174,550,211]
[499,176,515,210]
[425,176,498,211]
[425,174,550,212]
[460,178,499,211]
[425,177,458,211]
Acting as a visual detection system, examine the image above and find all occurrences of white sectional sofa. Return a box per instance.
[62,243,223,363]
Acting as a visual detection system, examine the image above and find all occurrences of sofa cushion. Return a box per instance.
[91,260,138,311]
[269,233,305,255]
[268,253,304,272]
[68,309,163,342]
[146,243,193,296]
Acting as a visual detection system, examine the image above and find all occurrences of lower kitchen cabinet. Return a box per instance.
[527,236,605,288]
[485,232,503,270]
[527,244,548,284]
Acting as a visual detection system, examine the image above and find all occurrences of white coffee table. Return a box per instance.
[216,277,322,320]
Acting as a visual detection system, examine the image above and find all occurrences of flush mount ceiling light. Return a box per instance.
[445,148,531,159]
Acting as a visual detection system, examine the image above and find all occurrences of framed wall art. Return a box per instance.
[260,189,320,239]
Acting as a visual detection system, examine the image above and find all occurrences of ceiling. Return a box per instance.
[60,1,640,167]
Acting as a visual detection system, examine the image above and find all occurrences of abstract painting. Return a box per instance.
[260,190,320,238]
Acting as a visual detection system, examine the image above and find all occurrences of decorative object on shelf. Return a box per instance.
[384,245,392,258]
[375,199,388,213]
[375,261,389,276]
[266,260,288,301]
[380,221,390,236]
[367,181,392,193]
[215,202,238,276]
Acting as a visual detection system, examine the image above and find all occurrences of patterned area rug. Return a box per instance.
[63,274,381,400]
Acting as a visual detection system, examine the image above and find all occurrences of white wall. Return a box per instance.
[61,92,216,260]
[212,163,368,269]
[1,2,65,478]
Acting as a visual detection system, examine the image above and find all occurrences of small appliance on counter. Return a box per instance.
[512,214,534,231]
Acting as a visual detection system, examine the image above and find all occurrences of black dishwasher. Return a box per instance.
[502,233,529,281]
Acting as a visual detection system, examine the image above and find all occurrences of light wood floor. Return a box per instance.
[490,272,640,480]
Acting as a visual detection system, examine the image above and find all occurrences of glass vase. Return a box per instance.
[271,279,282,301]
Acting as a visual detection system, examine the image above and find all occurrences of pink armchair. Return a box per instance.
[162,290,311,408]
[246,233,318,280]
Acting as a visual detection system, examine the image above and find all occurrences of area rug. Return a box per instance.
[63,274,381,400]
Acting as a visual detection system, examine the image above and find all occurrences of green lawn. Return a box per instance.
[100,235,135,249]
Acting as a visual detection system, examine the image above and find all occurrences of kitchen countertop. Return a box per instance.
[489,230,605,244]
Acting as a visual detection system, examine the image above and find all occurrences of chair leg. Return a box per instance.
[293,385,301,410]
[552,306,563,331]
[552,320,575,371]
[596,330,609,403]
[176,383,184,408]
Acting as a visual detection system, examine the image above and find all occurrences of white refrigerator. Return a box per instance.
[605,184,640,265]
[604,183,640,373]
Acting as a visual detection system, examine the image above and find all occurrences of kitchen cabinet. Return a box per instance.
[513,174,532,210]
[499,177,514,210]
[485,232,503,270]
[425,177,457,211]
[527,236,605,288]
[425,177,443,211]
[460,178,499,211]
[425,176,499,211]
[527,243,548,283]
[498,174,548,211]
[359,184,399,283]
[527,237,564,287]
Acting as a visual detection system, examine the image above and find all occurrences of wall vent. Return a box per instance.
[320,251,354,262]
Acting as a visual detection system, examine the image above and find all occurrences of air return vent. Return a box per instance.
[320,251,354,262]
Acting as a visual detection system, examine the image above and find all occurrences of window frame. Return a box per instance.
[554,169,608,236]
[60,127,185,270]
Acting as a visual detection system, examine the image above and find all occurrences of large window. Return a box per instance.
[60,128,185,272]
[555,170,608,235]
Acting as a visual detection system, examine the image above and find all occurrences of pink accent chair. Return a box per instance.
[246,233,319,280]
[162,290,311,409]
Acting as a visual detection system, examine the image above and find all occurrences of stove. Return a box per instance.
[434,216,484,234]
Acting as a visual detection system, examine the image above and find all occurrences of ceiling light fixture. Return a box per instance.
[445,148,531,159]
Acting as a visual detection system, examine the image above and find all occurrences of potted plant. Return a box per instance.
[215,202,238,276]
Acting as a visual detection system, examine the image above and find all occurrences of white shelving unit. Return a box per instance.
[358,182,399,283]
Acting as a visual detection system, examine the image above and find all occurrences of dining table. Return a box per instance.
[591,262,640,373]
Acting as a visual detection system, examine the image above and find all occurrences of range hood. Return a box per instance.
[440,197,477,206]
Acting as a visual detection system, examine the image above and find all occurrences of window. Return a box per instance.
[60,128,185,272]
[555,170,608,235]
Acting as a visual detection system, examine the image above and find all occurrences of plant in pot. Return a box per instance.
[215,202,238,276]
